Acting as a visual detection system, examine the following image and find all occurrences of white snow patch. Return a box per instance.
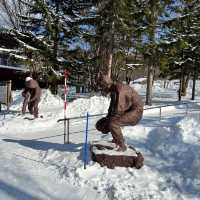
[92,140,137,156]
[66,96,109,118]
[177,113,200,144]
[1,80,200,200]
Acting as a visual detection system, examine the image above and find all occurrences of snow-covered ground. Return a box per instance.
[0,80,200,200]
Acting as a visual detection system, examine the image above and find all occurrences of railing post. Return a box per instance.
[6,80,12,111]
[64,118,70,144]
[64,118,66,144]
[84,112,89,169]
[67,119,70,144]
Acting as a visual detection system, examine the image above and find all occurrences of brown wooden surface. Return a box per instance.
[90,144,144,169]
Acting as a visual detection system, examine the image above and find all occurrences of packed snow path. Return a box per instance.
[0,137,99,200]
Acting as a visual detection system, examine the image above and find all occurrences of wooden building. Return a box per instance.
[0,31,28,89]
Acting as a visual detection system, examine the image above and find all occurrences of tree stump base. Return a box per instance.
[90,140,144,169]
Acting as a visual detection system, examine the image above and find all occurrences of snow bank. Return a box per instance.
[9,88,108,114]
[10,89,63,112]
[1,90,110,135]
[41,84,200,200]
[35,114,200,200]
[1,82,200,200]
[39,147,164,200]
[66,96,110,118]
[39,90,63,110]
[1,90,63,134]
[178,113,200,144]
[10,90,109,118]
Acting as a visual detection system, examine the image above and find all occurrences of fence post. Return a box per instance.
[63,70,70,144]
[84,112,89,169]
[6,80,12,111]
[64,119,66,144]
[67,119,70,144]
[63,118,70,144]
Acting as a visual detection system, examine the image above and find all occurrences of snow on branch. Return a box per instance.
[0,47,19,53]
[16,38,38,51]
[174,58,194,66]
[10,53,28,60]
[126,63,143,69]
[50,67,63,77]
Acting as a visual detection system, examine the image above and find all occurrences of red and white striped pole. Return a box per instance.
[64,69,69,143]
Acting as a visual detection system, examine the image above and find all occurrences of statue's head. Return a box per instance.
[97,72,113,92]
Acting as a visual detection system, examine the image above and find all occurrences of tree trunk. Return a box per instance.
[107,52,113,78]
[178,68,183,101]
[178,78,182,101]
[146,65,153,106]
[181,74,190,96]
[76,85,80,93]
[191,70,197,100]
[164,80,167,88]
[107,21,114,78]
[164,80,169,88]
[53,2,59,64]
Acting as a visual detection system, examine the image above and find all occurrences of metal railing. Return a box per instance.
[57,101,199,144]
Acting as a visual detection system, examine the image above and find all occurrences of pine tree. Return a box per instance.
[1,0,95,88]
[138,0,178,106]
[93,0,139,77]
[160,0,200,100]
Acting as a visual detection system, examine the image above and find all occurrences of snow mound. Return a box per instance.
[39,148,163,200]
[66,96,110,118]
[146,123,200,181]
[39,89,62,110]
[1,91,111,135]
[10,89,63,112]
[0,90,63,135]
[147,126,183,157]
[177,113,200,144]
